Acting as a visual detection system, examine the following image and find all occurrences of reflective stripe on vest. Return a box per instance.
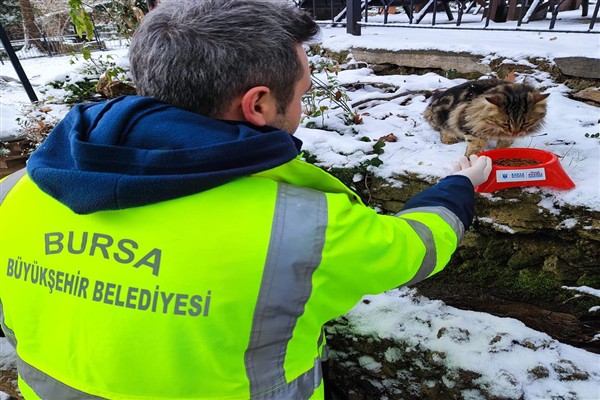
[245,183,327,399]
[18,358,105,400]
[0,169,26,348]
[396,206,464,286]
[396,206,465,242]
[0,168,26,205]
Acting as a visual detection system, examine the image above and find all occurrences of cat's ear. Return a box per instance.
[485,95,503,107]
[532,93,550,103]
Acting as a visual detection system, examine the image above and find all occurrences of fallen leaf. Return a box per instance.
[378,133,397,142]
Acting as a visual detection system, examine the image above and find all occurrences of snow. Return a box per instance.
[562,285,600,298]
[341,288,600,399]
[476,217,517,233]
[1,13,599,399]
[297,27,600,213]
[0,338,17,370]
[0,103,21,142]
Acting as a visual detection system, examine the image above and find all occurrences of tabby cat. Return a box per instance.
[423,79,549,155]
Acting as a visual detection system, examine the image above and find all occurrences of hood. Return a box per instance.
[27,95,302,214]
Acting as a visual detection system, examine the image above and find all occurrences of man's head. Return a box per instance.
[129,0,319,133]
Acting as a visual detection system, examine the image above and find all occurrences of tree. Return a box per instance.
[0,0,23,39]
[18,0,44,49]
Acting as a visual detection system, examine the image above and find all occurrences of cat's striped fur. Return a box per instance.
[423,79,549,155]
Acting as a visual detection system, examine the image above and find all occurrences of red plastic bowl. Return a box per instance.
[475,148,575,193]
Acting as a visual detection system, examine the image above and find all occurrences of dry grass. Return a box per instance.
[0,368,21,399]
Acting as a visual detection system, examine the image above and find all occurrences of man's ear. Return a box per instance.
[240,86,278,127]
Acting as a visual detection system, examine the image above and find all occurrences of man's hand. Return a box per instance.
[451,155,493,187]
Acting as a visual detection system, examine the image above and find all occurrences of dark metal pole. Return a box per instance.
[41,32,53,57]
[347,0,362,35]
[0,23,38,103]
[89,14,103,50]
[590,0,599,30]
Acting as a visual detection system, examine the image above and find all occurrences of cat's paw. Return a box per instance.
[440,133,461,144]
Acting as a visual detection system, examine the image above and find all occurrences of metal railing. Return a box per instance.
[296,0,599,34]
[0,30,129,62]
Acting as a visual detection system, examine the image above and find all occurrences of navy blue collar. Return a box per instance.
[28,96,302,214]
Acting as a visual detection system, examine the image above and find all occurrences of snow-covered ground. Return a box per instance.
[331,287,600,399]
[1,9,599,399]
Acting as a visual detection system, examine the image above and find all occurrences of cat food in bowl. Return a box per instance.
[475,148,575,193]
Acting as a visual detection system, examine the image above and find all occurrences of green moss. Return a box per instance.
[483,239,514,264]
[300,150,318,165]
[515,269,567,302]
[443,256,576,304]
[576,273,600,288]
[507,249,545,269]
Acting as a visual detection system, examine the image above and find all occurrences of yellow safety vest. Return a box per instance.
[0,157,462,399]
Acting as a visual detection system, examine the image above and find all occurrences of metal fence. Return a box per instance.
[0,30,129,63]
[2,0,597,63]
[297,0,599,34]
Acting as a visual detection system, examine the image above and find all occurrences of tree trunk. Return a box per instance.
[18,0,44,50]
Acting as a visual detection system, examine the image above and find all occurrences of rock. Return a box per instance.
[555,57,600,80]
[551,360,590,381]
[572,87,600,106]
[351,48,492,75]
[528,365,550,379]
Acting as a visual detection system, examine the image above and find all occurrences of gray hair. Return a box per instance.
[129,0,319,117]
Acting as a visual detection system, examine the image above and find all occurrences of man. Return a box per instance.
[0,0,491,398]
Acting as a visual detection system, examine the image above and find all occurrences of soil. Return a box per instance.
[493,157,539,166]
[0,369,20,399]
[414,287,600,354]
[0,138,32,179]
[0,157,27,179]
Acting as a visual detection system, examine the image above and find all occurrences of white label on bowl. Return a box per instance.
[496,168,546,183]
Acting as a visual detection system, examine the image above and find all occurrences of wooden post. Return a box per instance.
[347,0,362,35]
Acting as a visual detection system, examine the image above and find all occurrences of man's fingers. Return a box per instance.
[458,156,470,170]
[482,156,493,177]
